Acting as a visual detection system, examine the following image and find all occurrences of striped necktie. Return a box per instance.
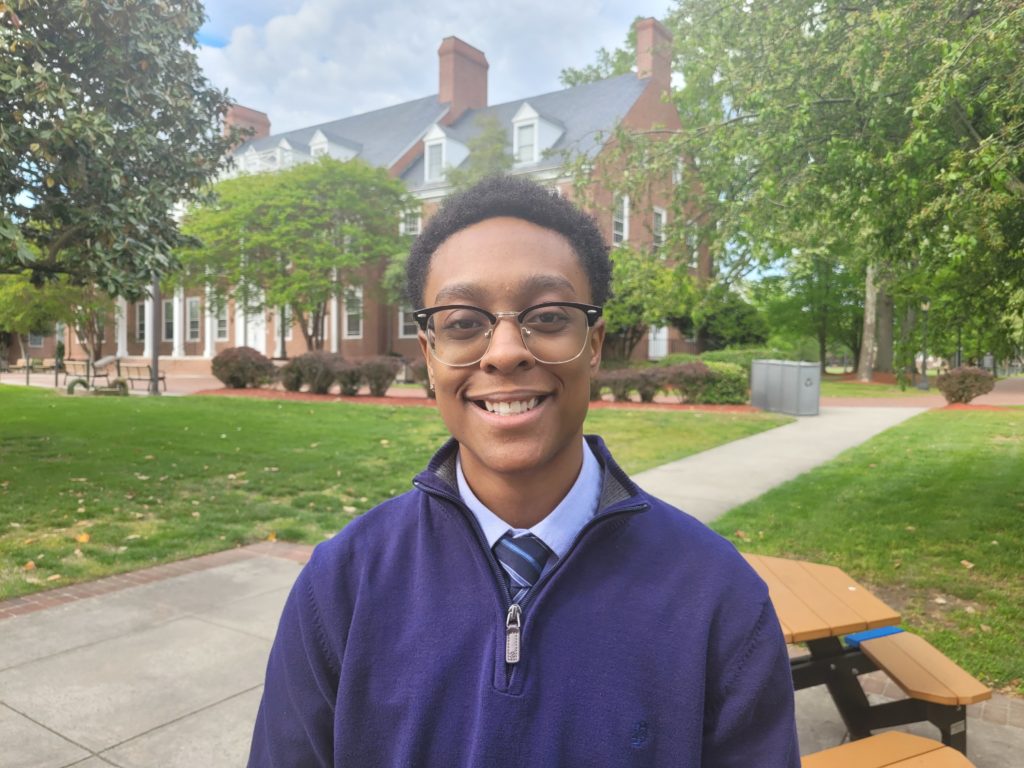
[494,532,554,604]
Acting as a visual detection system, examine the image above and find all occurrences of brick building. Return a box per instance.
[35,17,705,374]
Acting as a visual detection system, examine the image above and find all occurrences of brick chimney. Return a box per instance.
[635,18,672,88]
[223,104,271,142]
[438,36,488,125]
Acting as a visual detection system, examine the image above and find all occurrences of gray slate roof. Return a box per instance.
[402,74,649,190]
[233,95,448,168]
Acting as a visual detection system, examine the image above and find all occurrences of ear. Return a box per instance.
[588,318,605,374]
[417,331,434,384]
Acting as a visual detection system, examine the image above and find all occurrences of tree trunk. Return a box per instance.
[875,290,894,372]
[900,305,918,384]
[857,263,877,382]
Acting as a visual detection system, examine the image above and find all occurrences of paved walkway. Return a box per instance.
[2,391,1022,766]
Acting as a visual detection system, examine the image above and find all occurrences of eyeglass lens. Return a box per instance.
[427,305,591,365]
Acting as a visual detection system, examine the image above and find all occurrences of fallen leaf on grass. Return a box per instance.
[144,455,155,460]
[343,506,357,514]
[23,560,35,571]
[263,466,279,473]
[46,574,61,582]
[70,477,88,482]
[125,534,141,541]
[134,474,150,481]
[380,439,390,446]
[980,624,992,633]
[905,525,916,532]
[933,596,948,605]
[191,511,201,518]
[75,532,90,544]
[960,560,975,570]
[267,532,277,542]
[965,606,976,614]
[734,530,751,542]
[9,522,20,528]
[73,548,83,558]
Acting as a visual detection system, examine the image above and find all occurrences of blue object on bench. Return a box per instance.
[844,626,905,648]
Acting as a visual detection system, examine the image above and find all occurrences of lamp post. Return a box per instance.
[917,299,931,390]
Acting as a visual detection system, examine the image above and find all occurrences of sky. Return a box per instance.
[196,0,676,135]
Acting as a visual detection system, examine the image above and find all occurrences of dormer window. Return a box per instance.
[311,145,327,158]
[425,142,444,182]
[515,123,536,163]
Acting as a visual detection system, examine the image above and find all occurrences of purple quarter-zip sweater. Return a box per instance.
[248,436,800,767]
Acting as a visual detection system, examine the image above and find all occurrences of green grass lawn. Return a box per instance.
[820,379,937,398]
[0,385,789,600]
[712,409,1024,693]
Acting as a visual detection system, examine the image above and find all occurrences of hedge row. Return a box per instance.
[594,360,748,405]
[211,347,403,396]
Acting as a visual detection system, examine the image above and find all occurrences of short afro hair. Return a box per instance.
[406,175,611,308]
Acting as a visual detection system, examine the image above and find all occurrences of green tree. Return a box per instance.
[680,282,768,352]
[0,271,65,382]
[603,245,693,361]
[179,158,408,351]
[0,0,239,295]
[445,116,513,190]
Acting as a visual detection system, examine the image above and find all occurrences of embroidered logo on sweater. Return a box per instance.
[631,720,650,749]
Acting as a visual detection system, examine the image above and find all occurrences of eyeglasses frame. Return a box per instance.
[413,301,603,367]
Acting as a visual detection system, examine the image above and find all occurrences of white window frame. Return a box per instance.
[28,332,44,348]
[215,303,229,341]
[400,210,422,236]
[612,194,629,245]
[343,286,363,339]
[398,305,419,339]
[685,232,700,268]
[653,207,666,253]
[135,302,146,342]
[162,299,175,342]
[311,145,327,158]
[186,296,201,342]
[514,122,536,164]
[425,141,444,183]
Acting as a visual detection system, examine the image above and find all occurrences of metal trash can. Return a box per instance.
[750,360,820,416]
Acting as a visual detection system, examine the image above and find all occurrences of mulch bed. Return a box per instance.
[193,387,759,414]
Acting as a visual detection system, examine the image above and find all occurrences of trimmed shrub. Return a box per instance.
[211,347,276,389]
[636,367,665,403]
[290,351,344,394]
[279,359,304,392]
[589,375,603,401]
[656,352,700,367]
[701,347,794,373]
[336,362,363,396]
[661,361,713,403]
[937,366,995,404]
[361,356,403,397]
[700,361,749,404]
[409,359,434,398]
[596,368,641,402]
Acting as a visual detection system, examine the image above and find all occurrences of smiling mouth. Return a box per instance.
[474,397,544,416]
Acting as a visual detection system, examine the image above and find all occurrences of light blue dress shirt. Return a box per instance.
[456,438,602,574]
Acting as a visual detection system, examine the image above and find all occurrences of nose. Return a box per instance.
[479,315,534,372]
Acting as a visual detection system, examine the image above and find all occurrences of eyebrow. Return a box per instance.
[433,274,579,305]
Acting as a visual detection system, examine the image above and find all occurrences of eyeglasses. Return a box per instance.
[413,301,603,367]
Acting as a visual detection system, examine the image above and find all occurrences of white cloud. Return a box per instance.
[198,0,674,133]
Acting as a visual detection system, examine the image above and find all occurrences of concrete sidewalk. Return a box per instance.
[2,407,1022,767]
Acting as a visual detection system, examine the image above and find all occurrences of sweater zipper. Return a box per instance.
[414,479,647,670]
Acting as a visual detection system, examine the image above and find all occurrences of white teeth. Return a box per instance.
[483,397,539,416]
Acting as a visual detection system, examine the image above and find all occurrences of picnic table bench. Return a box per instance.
[803,731,973,767]
[62,359,111,385]
[120,362,166,391]
[11,357,51,372]
[744,554,991,756]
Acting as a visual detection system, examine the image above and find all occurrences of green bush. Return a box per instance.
[660,361,713,403]
[295,351,345,394]
[360,356,402,397]
[336,362,363,396]
[279,359,305,392]
[700,347,794,373]
[595,369,639,402]
[937,366,995,404]
[636,368,665,403]
[211,347,276,389]
[589,375,603,401]
[700,361,749,404]
[656,352,700,367]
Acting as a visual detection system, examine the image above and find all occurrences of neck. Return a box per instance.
[459,439,584,529]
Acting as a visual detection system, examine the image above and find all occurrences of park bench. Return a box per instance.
[844,628,991,750]
[63,359,111,385]
[11,357,44,371]
[120,362,166,391]
[802,731,974,767]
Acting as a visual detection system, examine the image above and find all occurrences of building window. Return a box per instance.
[28,332,44,348]
[685,232,699,268]
[162,299,175,341]
[135,302,146,342]
[425,142,444,182]
[344,286,363,339]
[187,297,201,342]
[515,123,536,163]
[311,145,327,158]
[399,305,419,339]
[653,208,666,253]
[401,210,422,236]
[280,306,293,341]
[215,304,229,341]
[612,194,629,245]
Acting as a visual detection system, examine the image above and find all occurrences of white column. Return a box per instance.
[330,269,340,354]
[116,298,129,358]
[274,309,284,358]
[203,287,215,358]
[144,296,154,359]
[172,286,185,357]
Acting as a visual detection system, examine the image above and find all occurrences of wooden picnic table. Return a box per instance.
[744,553,987,756]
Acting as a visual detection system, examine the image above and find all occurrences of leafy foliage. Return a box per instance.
[280,351,345,395]
[937,366,996,405]
[211,346,276,389]
[360,356,402,397]
[445,116,513,190]
[0,0,238,294]
[179,158,408,350]
[682,283,768,351]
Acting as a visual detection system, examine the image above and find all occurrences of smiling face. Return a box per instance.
[419,216,605,491]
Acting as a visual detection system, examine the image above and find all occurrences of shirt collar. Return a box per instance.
[456,438,602,559]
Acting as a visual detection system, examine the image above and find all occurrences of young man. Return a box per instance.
[248,176,799,766]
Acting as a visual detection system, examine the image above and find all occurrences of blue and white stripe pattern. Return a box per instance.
[494,532,554,604]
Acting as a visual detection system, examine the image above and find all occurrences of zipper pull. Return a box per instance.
[505,603,522,664]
